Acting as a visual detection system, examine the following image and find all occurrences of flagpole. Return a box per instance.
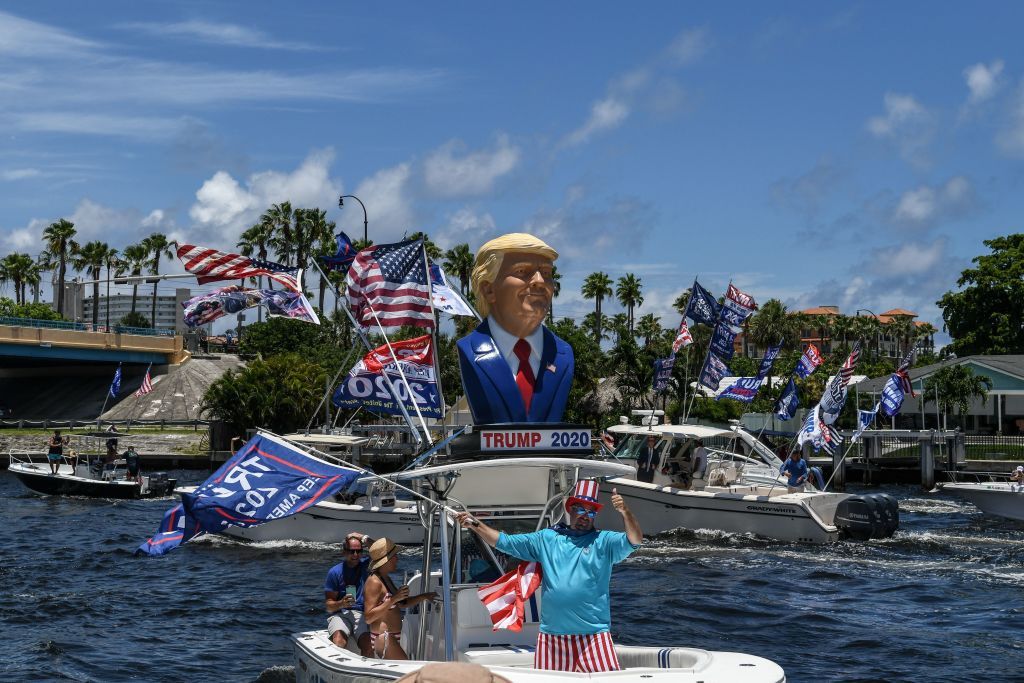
[311,258,426,446]
[685,278,730,422]
[96,362,121,427]
[304,346,359,435]
[422,249,447,427]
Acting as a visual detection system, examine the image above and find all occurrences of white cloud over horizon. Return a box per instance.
[423,134,521,198]
[866,92,935,166]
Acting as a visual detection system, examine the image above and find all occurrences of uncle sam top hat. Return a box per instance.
[566,479,603,511]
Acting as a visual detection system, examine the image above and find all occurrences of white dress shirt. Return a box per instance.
[487,316,543,379]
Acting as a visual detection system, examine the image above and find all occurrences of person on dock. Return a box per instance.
[46,430,68,475]
[780,450,809,493]
[636,434,660,483]
[362,538,438,660]
[324,533,373,656]
[456,480,642,673]
[456,233,574,424]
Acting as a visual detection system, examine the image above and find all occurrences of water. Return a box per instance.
[2,471,1022,683]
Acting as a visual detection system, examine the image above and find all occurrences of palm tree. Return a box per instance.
[238,219,277,322]
[303,208,338,309]
[673,290,691,317]
[72,241,113,328]
[615,274,644,334]
[923,365,993,430]
[34,252,55,305]
[442,243,474,295]
[0,252,35,305]
[118,243,150,314]
[581,272,613,341]
[547,265,562,324]
[851,314,882,358]
[583,312,610,342]
[42,218,78,316]
[103,248,120,330]
[609,313,630,344]
[265,201,295,265]
[636,313,662,347]
[405,231,443,261]
[887,315,917,358]
[747,299,798,396]
[142,233,177,329]
[831,314,855,350]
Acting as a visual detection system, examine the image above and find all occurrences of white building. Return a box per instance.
[72,287,191,334]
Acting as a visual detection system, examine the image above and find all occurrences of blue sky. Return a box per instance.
[2,2,1023,341]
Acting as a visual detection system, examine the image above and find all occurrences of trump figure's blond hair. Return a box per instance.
[470,233,558,318]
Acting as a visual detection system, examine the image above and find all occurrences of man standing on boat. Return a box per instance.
[456,480,642,673]
[324,532,373,656]
[636,434,660,483]
[780,450,809,493]
[457,233,574,424]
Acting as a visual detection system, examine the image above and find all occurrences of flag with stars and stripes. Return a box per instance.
[134,364,154,397]
[345,239,433,330]
[895,346,916,397]
[671,319,693,353]
[819,341,862,424]
[176,244,299,291]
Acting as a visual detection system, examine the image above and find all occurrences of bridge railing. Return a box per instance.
[0,316,176,338]
[0,418,210,430]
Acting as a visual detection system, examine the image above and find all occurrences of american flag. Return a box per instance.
[176,244,299,291]
[838,341,862,387]
[476,560,542,631]
[134,364,154,397]
[345,239,433,330]
[671,319,693,353]
[895,346,916,396]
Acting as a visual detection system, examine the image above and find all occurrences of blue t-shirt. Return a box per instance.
[495,527,639,635]
[324,556,370,611]
[780,458,809,487]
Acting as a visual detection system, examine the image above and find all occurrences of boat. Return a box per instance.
[9,451,176,500]
[940,480,1024,522]
[291,426,787,682]
[598,416,900,543]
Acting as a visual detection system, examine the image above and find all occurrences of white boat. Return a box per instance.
[940,481,1024,522]
[291,447,786,682]
[599,419,899,543]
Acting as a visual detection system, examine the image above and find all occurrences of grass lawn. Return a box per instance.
[0,427,205,437]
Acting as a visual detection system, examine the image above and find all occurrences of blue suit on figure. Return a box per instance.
[457,319,574,424]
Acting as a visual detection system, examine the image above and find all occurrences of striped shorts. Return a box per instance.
[534,631,620,672]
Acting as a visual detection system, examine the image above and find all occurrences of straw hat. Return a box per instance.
[369,537,398,571]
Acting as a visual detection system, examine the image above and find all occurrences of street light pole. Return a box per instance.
[855,308,879,357]
[338,195,369,245]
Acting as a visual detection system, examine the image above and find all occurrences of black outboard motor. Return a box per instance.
[835,494,901,540]
[147,472,173,497]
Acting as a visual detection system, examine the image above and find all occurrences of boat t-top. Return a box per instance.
[291,425,786,682]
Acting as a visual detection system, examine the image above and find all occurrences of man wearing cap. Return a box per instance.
[324,532,372,655]
[1011,465,1024,489]
[456,480,642,673]
[457,233,574,424]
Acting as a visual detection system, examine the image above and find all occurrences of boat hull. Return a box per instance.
[220,500,427,545]
[599,478,841,544]
[942,483,1024,522]
[10,462,144,499]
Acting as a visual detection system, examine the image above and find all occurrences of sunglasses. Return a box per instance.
[571,506,597,518]
[345,548,363,554]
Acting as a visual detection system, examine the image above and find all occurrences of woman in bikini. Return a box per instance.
[362,538,437,660]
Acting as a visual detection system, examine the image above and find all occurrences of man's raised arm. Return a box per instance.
[456,512,500,547]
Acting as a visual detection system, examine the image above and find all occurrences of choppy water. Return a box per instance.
[1,470,1022,683]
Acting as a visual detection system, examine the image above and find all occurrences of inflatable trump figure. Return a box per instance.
[456,233,574,423]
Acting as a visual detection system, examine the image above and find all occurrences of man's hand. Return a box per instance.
[342,594,355,608]
[611,487,628,515]
[455,512,479,528]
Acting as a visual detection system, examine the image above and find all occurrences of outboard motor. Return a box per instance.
[146,472,172,497]
[871,493,900,537]
[834,495,879,541]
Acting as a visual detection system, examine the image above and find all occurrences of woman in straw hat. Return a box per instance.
[362,538,437,660]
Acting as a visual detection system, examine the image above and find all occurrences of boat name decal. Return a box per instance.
[479,429,591,451]
[745,505,795,514]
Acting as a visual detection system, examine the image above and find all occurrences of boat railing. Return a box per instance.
[946,470,1019,484]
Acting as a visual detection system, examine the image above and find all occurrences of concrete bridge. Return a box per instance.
[0,319,187,366]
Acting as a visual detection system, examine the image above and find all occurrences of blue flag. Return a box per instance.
[698,352,730,391]
[333,334,442,418]
[429,264,476,317]
[684,280,720,326]
[653,356,675,392]
[775,377,800,420]
[756,343,782,381]
[109,363,122,398]
[710,321,737,360]
[137,433,359,556]
[880,373,905,416]
[717,377,762,402]
[719,297,753,327]
[852,404,879,442]
[319,231,357,271]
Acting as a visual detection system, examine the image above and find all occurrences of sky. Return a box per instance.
[2,2,1023,342]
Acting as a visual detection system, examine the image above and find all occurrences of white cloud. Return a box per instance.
[349,163,414,242]
[563,97,630,147]
[434,208,498,251]
[866,92,935,166]
[118,20,320,51]
[664,27,712,67]
[423,134,521,198]
[963,60,1004,105]
[0,9,99,58]
[10,112,189,140]
[892,176,976,228]
[1,168,41,181]
[189,149,342,245]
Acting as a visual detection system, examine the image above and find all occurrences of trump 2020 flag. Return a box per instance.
[710,320,737,360]
[137,433,360,556]
[109,363,122,398]
[653,356,675,392]
[881,373,906,417]
[684,280,720,326]
[756,343,782,381]
[852,404,880,443]
[717,377,762,403]
[429,264,475,317]
[320,231,357,272]
[698,352,730,391]
[333,334,442,418]
[775,378,800,421]
[794,343,823,378]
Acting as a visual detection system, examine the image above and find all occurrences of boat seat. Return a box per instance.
[614,645,710,670]
[460,646,535,667]
[452,585,540,651]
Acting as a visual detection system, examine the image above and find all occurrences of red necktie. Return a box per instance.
[513,339,535,414]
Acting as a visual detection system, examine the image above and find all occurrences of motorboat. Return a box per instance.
[9,452,176,500]
[291,425,787,682]
[599,416,899,543]
[940,480,1024,522]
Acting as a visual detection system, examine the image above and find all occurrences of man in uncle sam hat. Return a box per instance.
[456,233,574,424]
[457,480,642,673]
